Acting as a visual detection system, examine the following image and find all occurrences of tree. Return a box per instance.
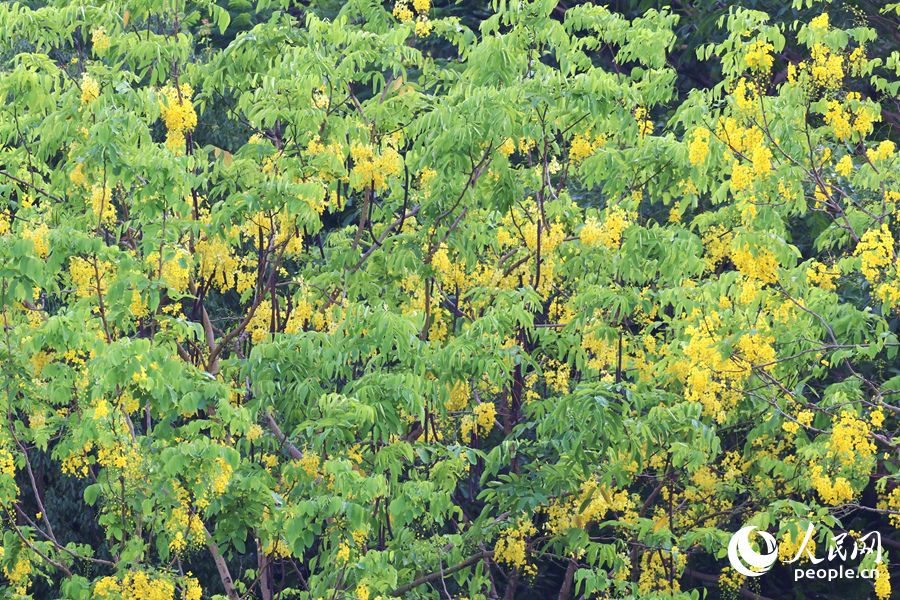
[0,0,898,599]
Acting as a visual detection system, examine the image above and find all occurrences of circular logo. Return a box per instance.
[728,526,778,577]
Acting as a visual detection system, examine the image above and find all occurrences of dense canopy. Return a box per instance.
[0,0,899,599]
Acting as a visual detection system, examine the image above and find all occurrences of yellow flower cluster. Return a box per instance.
[475,402,496,431]
[431,244,467,289]
[778,526,816,563]
[335,539,351,563]
[263,538,292,559]
[580,207,632,250]
[246,423,264,441]
[350,142,403,192]
[809,13,829,32]
[294,452,321,480]
[855,222,900,311]
[97,441,144,481]
[878,487,900,528]
[870,140,895,162]
[81,74,99,105]
[247,300,273,344]
[0,546,31,590]
[92,26,110,52]
[688,127,710,166]
[569,131,606,164]
[856,223,894,282]
[393,0,414,21]
[580,324,618,375]
[0,447,17,490]
[736,332,776,371]
[835,154,853,176]
[809,43,844,92]
[90,183,116,225]
[544,359,569,393]
[874,563,891,600]
[638,548,684,595]
[196,235,239,293]
[494,519,536,568]
[717,118,764,156]
[285,298,314,333]
[69,257,114,299]
[682,314,744,422]
[544,482,630,534]
[462,403,496,442]
[810,464,854,506]
[61,442,93,478]
[719,566,745,594]
[210,456,233,496]
[806,261,840,290]
[146,248,191,294]
[70,161,86,186]
[498,138,516,158]
[93,572,181,600]
[827,410,875,466]
[731,243,779,284]
[21,223,50,258]
[701,225,733,272]
[744,40,774,73]
[634,107,653,137]
[444,381,470,411]
[417,167,437,199]
[393,0,432,36]
[158,84,198,154]
[167,486,207,554]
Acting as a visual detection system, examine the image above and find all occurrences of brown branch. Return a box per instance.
[0,172,64,204]
[391,550,495,596]
[682,567,774,600]
[350,205,422,275]
[205,523,240,600]
[424,206,468,265]
[206,232,293,372]
[265,409,303,461]
[557,559,577,600]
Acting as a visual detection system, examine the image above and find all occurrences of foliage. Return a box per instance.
[0,0,899,599]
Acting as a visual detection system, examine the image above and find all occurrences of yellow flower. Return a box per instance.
[415,17,433,37]
[580,207,632,250]
[81,75,100,105]
[634,107,653,137]
[475,402,496,432]
[810,13,829,31]
[92,26,110,52]
[835,155,853,176]
[744,40,774,72]
[874,563,890,599]
[569,132,595,164]
[870,141,895,162]
[688,127,710,165]
[731,244,779,285]
[393,1,414,22]
[94,400,109,420]
[158,84,197,155]
[806,261,840,291]
[246,423,264,441]
[0,448,16,477]
[89,183,116,225]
